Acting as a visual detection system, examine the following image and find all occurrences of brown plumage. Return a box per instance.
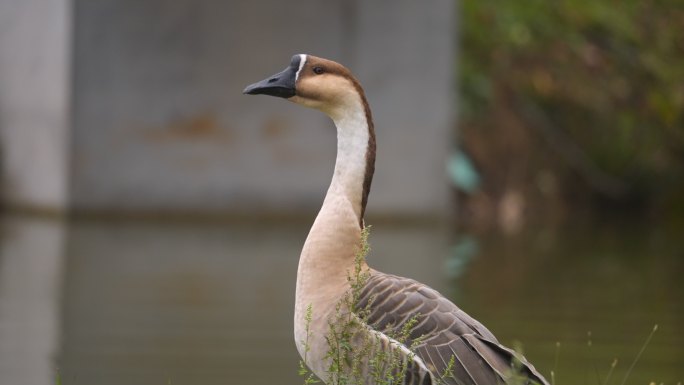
[357,272,549,385]
[244,54,549,385]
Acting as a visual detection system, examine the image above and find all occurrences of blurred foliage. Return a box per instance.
[459,0,684,218]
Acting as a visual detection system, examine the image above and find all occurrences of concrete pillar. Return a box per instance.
[0,0,72,211]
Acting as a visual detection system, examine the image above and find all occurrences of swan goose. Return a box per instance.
[244,54,549,385]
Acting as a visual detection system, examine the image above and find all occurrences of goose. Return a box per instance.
[244,54,549,385]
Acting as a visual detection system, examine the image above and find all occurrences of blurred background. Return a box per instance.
[0,1,682,385]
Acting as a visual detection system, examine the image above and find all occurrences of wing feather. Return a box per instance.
[354,271,550,385]
[463,334,549,384]
[434,343,477,385]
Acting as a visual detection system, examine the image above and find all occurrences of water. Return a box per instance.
[0,214,681,385]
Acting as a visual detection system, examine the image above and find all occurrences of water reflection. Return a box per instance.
[57,217,448,385]
[0,216,65,385]
[0,215,681,385]
[58,219,307,385]
[457,225,684,384]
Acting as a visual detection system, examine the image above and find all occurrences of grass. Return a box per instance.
[543,324,663,385]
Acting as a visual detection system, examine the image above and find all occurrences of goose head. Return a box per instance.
[244,54,376,225]
[243,54,367,120]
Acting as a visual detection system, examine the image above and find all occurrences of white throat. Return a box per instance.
[326,99,371,221]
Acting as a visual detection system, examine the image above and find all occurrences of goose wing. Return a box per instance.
[355,272,549,385]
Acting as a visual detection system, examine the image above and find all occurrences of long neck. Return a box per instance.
[294,88,375,352]
[296,93,374,283]
[294,90,375,330]
[327,96,376,227]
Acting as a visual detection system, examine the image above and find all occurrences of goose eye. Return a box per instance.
[313,66,324,75]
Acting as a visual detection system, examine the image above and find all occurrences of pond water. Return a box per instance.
[0,214,681,385]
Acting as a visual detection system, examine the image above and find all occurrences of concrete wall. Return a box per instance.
[0,0,72,211]
[1,0,456,218]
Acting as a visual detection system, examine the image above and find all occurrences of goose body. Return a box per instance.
[244,54,549,385]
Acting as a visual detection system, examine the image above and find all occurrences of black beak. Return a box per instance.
[243,55,301,98]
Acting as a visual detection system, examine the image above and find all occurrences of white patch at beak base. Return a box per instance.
[295,54,307,82]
